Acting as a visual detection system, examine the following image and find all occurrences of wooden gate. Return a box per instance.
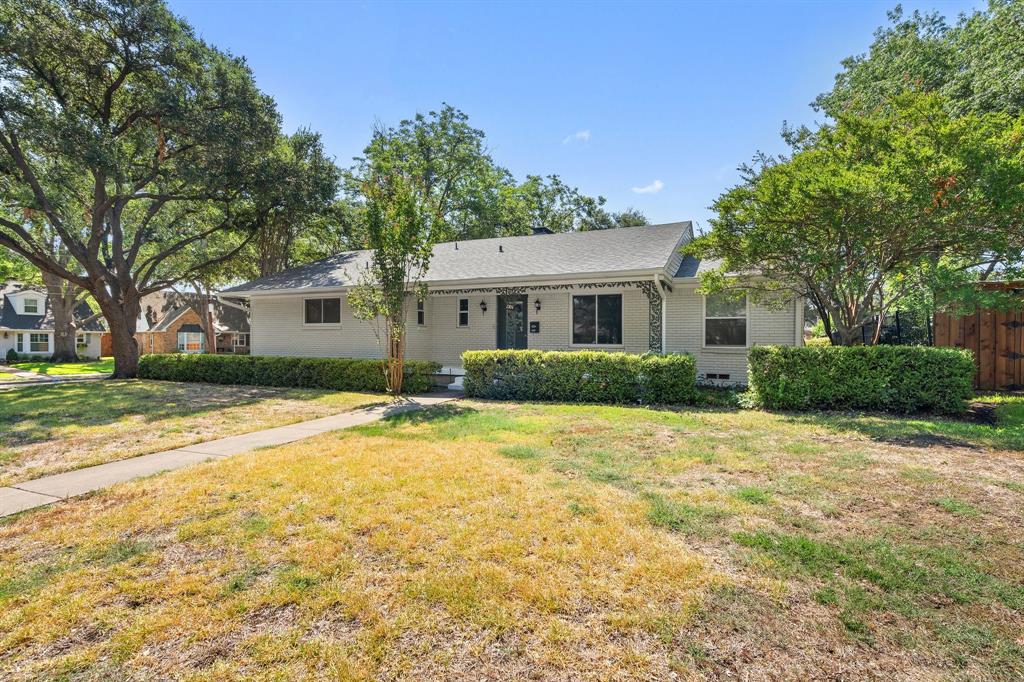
[934,285,1024,391]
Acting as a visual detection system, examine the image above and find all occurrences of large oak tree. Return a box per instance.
[0,0,284,376]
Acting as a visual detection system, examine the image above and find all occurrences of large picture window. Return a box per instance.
[304,297,341,325]
[704,292,747,346]
[572,293,622,345]
[29,333,49,352]
[177,331,204,352]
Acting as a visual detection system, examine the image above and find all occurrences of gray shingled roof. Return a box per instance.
[674,255,722,279]
[0,282,106,332]
[224,222,693,294]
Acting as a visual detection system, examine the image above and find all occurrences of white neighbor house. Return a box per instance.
[221,222,803,385]
[0,282,105,359]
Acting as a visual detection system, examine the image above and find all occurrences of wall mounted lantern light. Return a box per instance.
[534,299,542,313]
[479,300,487,314]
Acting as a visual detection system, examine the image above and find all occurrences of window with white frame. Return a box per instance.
[457,298,469,327]
[704,292,747,346]
[416,298,426,326]
[16,333,23,352]
[234,333,250,347]
[304,297,341,325]
[572,293,622,345]
[29,333,49,352]
[177,331,204,352]
[76,333,87,347]
[23,297,39,314]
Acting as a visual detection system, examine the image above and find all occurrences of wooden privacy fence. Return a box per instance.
[934,285,1024,391]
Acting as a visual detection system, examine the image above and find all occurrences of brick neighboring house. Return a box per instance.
[100,290,250,356]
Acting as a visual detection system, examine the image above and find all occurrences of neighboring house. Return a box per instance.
[221,222,803,385]
[0,282,105,359]
[102,291,251,356]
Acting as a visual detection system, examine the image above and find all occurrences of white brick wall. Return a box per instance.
[248,283,800,383]
[664,285,799,384]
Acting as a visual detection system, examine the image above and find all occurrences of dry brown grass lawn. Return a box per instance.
[1,398,1022,680]
[0,380,384,485]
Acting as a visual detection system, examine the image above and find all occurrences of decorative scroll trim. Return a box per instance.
[429,280,665,353]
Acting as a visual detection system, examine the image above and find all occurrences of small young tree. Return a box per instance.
[348,171,438,395]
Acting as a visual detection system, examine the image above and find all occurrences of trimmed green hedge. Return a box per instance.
[747,345,975,414]
[138,354,441,394]
[462,350,697,405]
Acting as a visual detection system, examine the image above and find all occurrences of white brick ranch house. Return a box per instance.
[221,222,803,385]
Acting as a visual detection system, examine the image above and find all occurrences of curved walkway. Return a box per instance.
[0,391,458,517]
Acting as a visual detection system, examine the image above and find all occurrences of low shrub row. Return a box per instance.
[747,345,975,414]
[462,350,697,404]
[138,354,441,394]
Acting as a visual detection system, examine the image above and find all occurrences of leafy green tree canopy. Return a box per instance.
[817,1,1024,118]
[689,93,1024,345]
[0,0,288,376]
[344,104,641,246]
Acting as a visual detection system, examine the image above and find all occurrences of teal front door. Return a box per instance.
[497,294,528,349]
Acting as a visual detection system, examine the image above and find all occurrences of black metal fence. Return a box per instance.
[853,309,934,346]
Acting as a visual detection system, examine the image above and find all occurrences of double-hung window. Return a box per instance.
[457,298,469,327]
[234,333,250,347]
[417,299,426,326]
[572,293,622,345]
[23,298,39,314]
[29,333,49,353]
[704,292,747,346]
[304,298,341,325]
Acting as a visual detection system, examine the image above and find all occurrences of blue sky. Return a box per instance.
[169,0,980,232]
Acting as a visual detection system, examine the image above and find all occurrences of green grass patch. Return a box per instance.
[933,497,980,518]
[12,357,114,376]
[498,444,541,460]
[733,486,772,505]
[734,530,1024,625]
[645,493,730,536]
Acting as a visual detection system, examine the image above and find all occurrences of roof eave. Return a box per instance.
[221,267,670,298]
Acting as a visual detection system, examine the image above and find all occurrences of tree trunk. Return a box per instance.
[386,318,405,396]
[831,322,862,346]
[42,271,81,362]
[871,312,885,346]
[191,283,217,354]
[96,292,142,379]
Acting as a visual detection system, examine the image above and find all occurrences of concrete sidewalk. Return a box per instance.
[0,391,458,517]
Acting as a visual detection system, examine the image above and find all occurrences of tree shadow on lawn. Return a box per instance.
[0,380,338,448]
[779,409,1020,452]
[351,403,527,442]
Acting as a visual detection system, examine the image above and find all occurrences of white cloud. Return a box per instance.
[631,179,664,194]
[561,129,591,145]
